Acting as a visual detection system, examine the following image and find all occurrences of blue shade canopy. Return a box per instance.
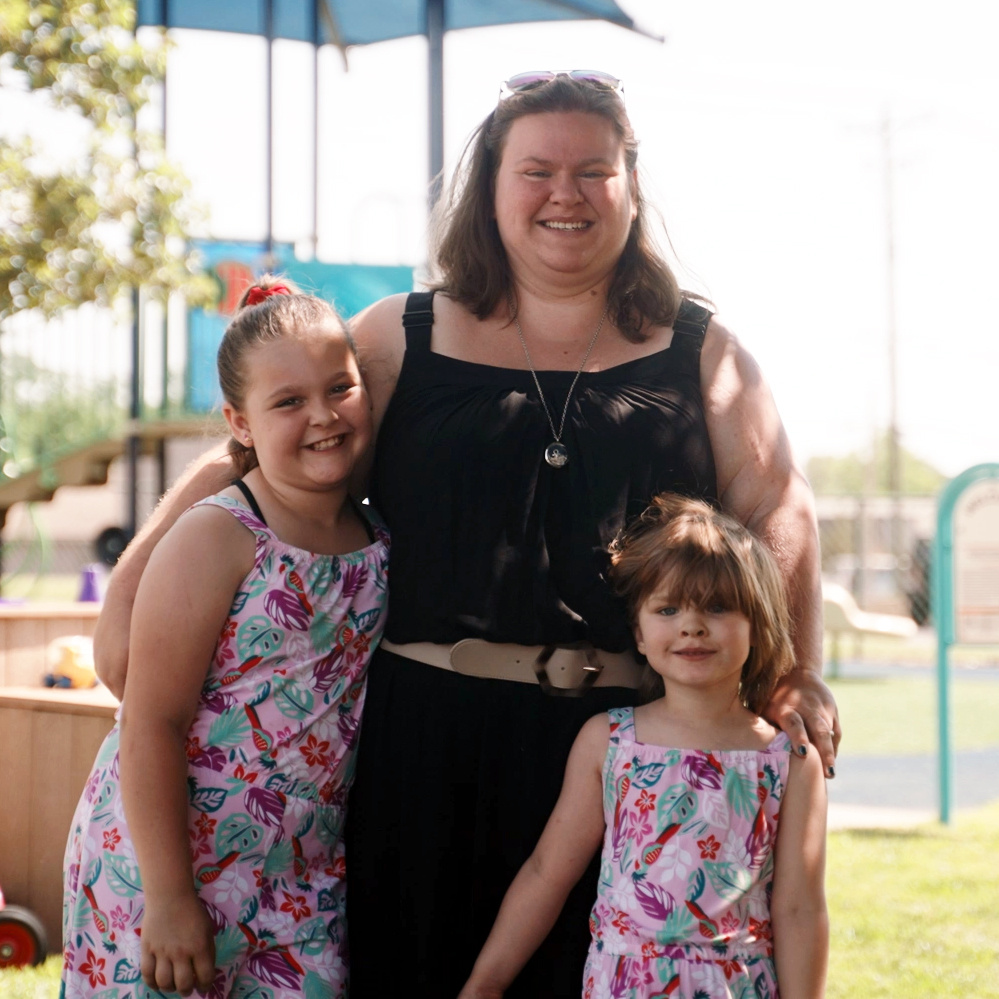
[135,0,659,47]
[135,0,662,224]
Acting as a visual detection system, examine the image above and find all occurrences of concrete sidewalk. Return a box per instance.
[827,802,936,831]
[825,746,999,830]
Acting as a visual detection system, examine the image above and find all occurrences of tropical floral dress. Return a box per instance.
[62,494,389,999]
[583,706,791,999]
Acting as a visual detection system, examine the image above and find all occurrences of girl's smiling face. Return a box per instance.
[223,327,371,495]
[634,591,753,698]
[492,110,637,292]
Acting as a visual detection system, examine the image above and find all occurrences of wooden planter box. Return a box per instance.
[0,685,118,954]
[0,602,101,688]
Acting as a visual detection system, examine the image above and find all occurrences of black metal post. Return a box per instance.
[127,286,142,540]
[265,0,275,262]
[427,0,445,208]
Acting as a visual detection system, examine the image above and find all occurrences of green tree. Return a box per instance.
[0,355,123,475]
[0,0,213,319]
[806,431,946,495]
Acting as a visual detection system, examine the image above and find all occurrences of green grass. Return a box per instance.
[0,574,83,602]
[825,631,999,667]
[0,955,61,999]
[827,800,999,998]
[3,805,999,998]
[830,675,999,755]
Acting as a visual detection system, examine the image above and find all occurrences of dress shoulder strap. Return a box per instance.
[670,299,713,371]
[607,705,636,745]
[230,478,267,525]
[193,491,272,545]
[401,290,435,352]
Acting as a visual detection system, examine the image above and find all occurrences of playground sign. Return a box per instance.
[932,462,999,822]
[952,479,999,643]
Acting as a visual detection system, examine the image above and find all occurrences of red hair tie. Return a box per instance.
[245,284,292,306]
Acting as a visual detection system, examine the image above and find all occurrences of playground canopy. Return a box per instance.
[134,0,661,204]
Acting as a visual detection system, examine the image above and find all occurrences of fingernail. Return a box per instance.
[827,765,836,778]
[797,745,808,757]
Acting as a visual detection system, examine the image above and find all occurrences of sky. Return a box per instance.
[5,0,999,479]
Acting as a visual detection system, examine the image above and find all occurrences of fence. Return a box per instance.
[816,493,934,622]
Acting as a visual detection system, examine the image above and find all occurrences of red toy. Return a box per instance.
[0,884,47,968]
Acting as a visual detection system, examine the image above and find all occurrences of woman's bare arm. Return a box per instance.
[700,317,840,774]
[93,443,234,698]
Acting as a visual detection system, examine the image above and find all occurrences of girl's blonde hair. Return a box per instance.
[608,495,795,713]
[217,275,355,476]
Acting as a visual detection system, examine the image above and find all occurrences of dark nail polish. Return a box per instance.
[827,765,836,778]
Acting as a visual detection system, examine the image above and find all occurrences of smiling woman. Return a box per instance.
[492,110,638,291]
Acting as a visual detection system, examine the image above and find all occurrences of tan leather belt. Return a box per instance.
[380,638,643,695]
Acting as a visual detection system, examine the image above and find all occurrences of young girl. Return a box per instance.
[459,495,827,999]
[62,278,389,999]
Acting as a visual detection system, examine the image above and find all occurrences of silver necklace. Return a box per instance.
[510,297,609,468]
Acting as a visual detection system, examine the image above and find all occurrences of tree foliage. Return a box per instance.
[0,0,213,320]
[806,431,946,496]
[0,354,122,474]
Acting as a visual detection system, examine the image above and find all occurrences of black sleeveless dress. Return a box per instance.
[346,294,717,997]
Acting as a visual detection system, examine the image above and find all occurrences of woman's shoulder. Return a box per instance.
[700,313,753,371]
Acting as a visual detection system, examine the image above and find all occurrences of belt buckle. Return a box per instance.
[534,644,603,697]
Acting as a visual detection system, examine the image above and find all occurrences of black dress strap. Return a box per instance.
[231,478,267,526]
[670,299,713,370]
[401,291,435,352]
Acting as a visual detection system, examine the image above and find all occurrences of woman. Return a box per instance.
[95,73,838,997]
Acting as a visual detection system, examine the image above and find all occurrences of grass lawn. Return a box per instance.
[0,573,84,602]
[829,674,999,756]
[827,799,999,998]
[3,802,999,999]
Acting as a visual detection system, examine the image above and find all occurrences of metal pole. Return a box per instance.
[932,483,954,824]
[426,0,445,208]
[312,0,320,258]
[883,114,903,578]
[159,1,170,496]
[265,0,275,261]
[126,286,142,540]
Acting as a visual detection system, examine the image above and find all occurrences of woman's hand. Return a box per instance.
[140,891,216,997]
[765,668,841,778]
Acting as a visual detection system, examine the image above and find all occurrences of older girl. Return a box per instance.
[62,281,388,998]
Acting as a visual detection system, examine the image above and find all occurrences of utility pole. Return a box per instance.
[882,112,903,581]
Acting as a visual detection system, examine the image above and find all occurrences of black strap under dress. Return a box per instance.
[346,293,717,998]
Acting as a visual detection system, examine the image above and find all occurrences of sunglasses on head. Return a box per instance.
[499,70,624,101]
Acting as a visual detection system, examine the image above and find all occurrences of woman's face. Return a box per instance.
[493,111,638,294]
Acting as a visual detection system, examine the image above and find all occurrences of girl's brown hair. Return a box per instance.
[217,275,355,477]
[608,495,795,713]
[429,75,682,342]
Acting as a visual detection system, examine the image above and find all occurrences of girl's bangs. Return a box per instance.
[655,549,748,613]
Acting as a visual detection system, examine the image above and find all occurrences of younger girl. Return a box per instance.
[459,495,827,999]
[62,279,389,999]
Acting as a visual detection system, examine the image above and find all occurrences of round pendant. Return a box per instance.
[545,442,569,468]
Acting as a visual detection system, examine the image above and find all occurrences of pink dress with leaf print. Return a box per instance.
[583,706,791,999]
[62,493,388,999]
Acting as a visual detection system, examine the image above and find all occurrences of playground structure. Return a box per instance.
[0,246,413,593]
